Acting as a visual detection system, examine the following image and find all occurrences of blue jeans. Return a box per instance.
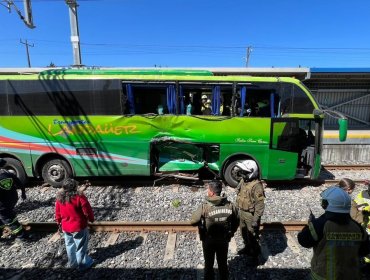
[64,228,94,270]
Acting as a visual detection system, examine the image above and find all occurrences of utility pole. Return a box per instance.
[20,39,34,67]
[65,0,82,67]
[1,0,35,28]
[246,46,252,67]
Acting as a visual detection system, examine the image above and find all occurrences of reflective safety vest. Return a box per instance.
[310,219,367,280]
[354,191,370,233]
[354,190,370,264]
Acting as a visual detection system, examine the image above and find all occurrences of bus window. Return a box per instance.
[124,84,171,115]
[91,80,122,115]
[180,84,232,116]
[236,84,279,117]
[272,120,300,152]
[179,84,232,116]
[292,84,315,113]
[279,83,314,115]
[6,80,92,116]
[0,80,8,115]
[5,79,122,116]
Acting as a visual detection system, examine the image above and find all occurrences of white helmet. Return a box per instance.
[235,160,258,180]
[201,94,208,99]
[320,186,351,213]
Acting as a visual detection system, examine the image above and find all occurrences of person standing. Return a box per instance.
[298,186,370,279]
[235,160,265,262]
[55,178,95,270]
[353,179,370,265]
[338,178,363,223]
[0,158,27,240]
[190,180,239,280]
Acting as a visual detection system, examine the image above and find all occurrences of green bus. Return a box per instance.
[0,68,347,187]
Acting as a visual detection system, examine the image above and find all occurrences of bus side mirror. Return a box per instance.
[338,118,348,142]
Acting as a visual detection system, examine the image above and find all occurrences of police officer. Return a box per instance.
[298,186,370,279]
[235,160,265,262]
[190,180,239,280]
[353,179,370,264]
[0,158,27,240]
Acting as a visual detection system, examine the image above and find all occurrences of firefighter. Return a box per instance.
[298,186,370,279]
[235,160,265,263]
[0,158,27,240]
[353,179,370,265]
[190,180,239,280]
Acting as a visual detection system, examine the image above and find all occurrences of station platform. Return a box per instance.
[323,130,370,144]
[322,130,370,163]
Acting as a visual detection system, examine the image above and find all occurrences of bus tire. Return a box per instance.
[42,159,72,188]
[224,159,255,188]
[1,157,28,186]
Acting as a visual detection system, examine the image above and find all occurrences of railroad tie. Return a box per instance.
[48,232,61,243]
[286,232,301,254]
[139,232,148,244]
[229,237,238,255]
[163,232,177,261]
[104,232,120,247]
[195,233,204,280]
[135,187,142,193]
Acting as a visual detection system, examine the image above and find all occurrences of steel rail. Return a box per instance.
[316,179,365,184]
[322,164,370,170]
[22,221,307,233]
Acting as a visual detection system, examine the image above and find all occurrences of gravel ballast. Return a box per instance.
[1,169,369,279]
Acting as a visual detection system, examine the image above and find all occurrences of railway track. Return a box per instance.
[22,221,307,233]
[322,164,370,170]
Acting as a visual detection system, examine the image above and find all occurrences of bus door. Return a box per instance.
[267,118,300,180]
[301,119,322,179]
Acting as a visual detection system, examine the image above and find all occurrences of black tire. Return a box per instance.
[224,159,257,188]
[41,159,72,187]
[1,157,28,185]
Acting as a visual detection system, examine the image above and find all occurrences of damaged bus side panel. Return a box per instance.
[151,137,220,178]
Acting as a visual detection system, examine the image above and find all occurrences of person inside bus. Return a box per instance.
[236,100,252,117]
[201,95,212,115]
[201,94,208,111]
[255,100,270,117]
[157,104,164,115]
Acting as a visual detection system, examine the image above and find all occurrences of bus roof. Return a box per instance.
[39,68,215,77]
[0,68,301,85]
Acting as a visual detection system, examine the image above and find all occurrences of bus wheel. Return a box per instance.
[224,159,251,188]
[2,157,28,185]
[42,159,72,188]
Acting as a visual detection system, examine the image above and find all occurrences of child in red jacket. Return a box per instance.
[55,179,94,270]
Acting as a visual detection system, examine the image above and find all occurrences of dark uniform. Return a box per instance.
[191,194,239,280]
[236,178,265,258]
[298,212,369,279]
[0,163,26,239]
[298,187,370,279]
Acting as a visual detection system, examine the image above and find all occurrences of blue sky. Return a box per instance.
[2,0,370,68]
